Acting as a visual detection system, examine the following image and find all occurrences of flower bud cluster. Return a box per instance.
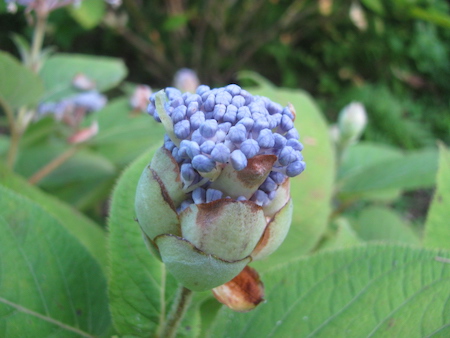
[147,84,305,209]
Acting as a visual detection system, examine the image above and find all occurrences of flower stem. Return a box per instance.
[159,285,193,338]
[30,12,47,72]
[28,146,79,185]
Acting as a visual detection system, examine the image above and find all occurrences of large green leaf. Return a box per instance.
[338,148,438,198]
[108,149,204,336]
[88,98,165,167]
[242,74,335,270]
[69,0,106,29]
[39,54,127,101]
[424,143,450,250]
[0,163,108,269]
[319,217,362,251]
[351,206,421,245]
[208,244,450,337]
[0,51,44,109]
[0,186,110,336]
[15,143,117,208]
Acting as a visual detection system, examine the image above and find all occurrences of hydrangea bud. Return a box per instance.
[135,85,305,310]
[337,101,367,144]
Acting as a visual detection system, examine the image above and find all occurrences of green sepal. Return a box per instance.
[252,199,293,260]
[180,199,267,261]
[155,234,251,291]
[135,164,181,239]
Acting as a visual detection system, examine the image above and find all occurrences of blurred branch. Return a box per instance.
[28,145,80,185]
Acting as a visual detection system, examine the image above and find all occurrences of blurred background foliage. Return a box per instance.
[0,0,449,228]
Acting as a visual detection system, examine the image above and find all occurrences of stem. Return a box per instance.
[28,146,79,185]
[30,12,47,72]
[159,285,193,338]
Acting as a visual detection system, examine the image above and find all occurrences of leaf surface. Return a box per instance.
[209,245,450,338]
[0,186,110,337]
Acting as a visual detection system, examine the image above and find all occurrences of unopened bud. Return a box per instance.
[174,68,200,93]
[338,102,367,143]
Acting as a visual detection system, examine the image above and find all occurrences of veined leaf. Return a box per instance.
[0,186,110,336]
[424,143,450,250]
[208,244,450,337]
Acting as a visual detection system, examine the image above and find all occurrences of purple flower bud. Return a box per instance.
[164,139,176,152]
[286,160,306,177]
[181,163,196,183]
[226,84,241,96]
[204,94,216,111]
[216,91,232,105]
[196,85,210,96]
[240,89,254,105]
[237,106,251,120]
[253,119,269,132]
[166,87,182,100]
[237,117,254,131]
[267,102,283,115]
[236,195,247,201]
[230,149,247,171]
[213,104,226,120]
[192,187,206,204]
[186,141,200,159]
[190,111,205,130]
[218,122,232,133]
[278,146,297,166]
[171,147,183,162]
[240,139,260,159]
[170,96,184,108]
[223,105,238,124]
[251,190,269,206]
[174,120,191,139]
[172,105,187,123]
[187,101,199,117]
[200,119,218,138]
[147,103,156,116]
[185,94,202,106]
[273,133,287,149]
[206,188,223,203]
[282,106,294,120]
[285,128,300,140]
[211,143,231,163]
[286,139,304,151]
[200,140,215,154]
[192,154,216,172]
[260,177,277,193]
[280,114,294,132]
[270,171,285,184]
[228,124,247,144]
[231,95,245,108]
[257,129,275,148]
[191,129,205,144]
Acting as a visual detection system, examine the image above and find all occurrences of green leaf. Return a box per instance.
[69,0,106,29]
[319,217,362,251]
[208,244,450,337]
[338,148,438,198]
[0,162,108,269]
[410,6,450,29]
[0,186,110,336]
[424,143,450,250]
[0,51,44,109]
[241,74,335,270]
[108,149,181,335]
[15,144,117,208]
[361,0,385,15]
[351,206,421,245]
[88,98,165,167]
[39,54,127,101]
